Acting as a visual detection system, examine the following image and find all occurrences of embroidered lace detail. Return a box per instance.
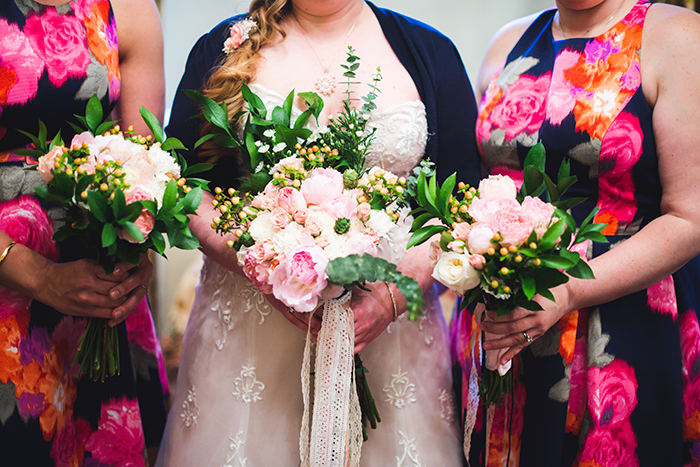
[240,282,272,324]
[233,363,265,404]
[383,370,417,409]
[205,261,237,351]
[418,310,435,345]
[221,431,247,467]
[438,389,455,424]
[180,386,200,427]
[396,430,424,467]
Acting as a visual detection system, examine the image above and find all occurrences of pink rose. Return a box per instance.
[468,254,485,270]
[222,19,256,53]
[447,241,465,253]
[269,243,330,312]
[646,276,677,318]
[277,186,307,214]
[468,196,520,226]
[357,202,372,220]
[492,202,533,247]
[343,231,378,257]
[248,240,275,263]
[304,211,330,237]
[428,240,443,268]
[270,207,291,229]
[588,360,638,429]
[0,19,44,106]
[50,416,91,466]
[293,208,309,224]
[242,253,273,294]
[301,168,344,206]
[477,174,517,200]
[489,73,551,142]
[452,222,471,242]
[580,422,639,467]
[37,146,63,183]
[467,224,496,255]
[521,196,556,238]
[24,8,91,87]
[85,397,146,466]
[117,188,155,243]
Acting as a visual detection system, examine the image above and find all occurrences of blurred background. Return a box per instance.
[151,0,697,389]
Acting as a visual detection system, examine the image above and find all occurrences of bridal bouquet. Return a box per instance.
[408,144,607,407]
[188,49,424,465]
[19,96,206,381]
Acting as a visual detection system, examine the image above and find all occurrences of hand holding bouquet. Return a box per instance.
[409,144,608,406]
[19,96,207,381]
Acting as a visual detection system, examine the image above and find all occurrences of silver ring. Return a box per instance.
[140,284,149,293]
[287,306,294,313]
[523,330,533,343]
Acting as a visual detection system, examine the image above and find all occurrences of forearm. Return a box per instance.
[190,191,243,275]
[0,231,48,300]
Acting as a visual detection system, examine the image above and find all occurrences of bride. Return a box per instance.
[156,0,481,465]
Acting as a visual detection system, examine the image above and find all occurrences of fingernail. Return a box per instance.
[113,310,123,320]
[110,290,121,300]
[113,267,122,275]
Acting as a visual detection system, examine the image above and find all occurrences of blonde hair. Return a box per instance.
[199,0,292,161]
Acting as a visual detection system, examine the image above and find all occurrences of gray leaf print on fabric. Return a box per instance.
[588,308,614,368]
[496,56,540,89]
[0,382,18,425]
[75,60,109,102]
[569,139,601,179]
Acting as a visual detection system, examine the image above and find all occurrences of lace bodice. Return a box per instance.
[248,83,428,178]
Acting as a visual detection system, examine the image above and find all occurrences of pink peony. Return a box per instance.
[521,196,556,238]
[24,8,91,87]
[247,240,275,263]
[269,242,330,312]
[588,359,638,429]
[467,224,496,255]
[319,195,358,220]
[489,73,551,142]
[301,168,344,206]
[0,19,44,106]
[580,422,639,467]
[85,397,146,466]
[452,222,471,242]
[277,186,307,214]
[340,231,378,258]
[492,202,534,248]
[117,188,155,243]
[477,174,517,200]
[468,196,520,227]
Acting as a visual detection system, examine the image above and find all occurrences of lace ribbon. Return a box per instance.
[300,292,363,467]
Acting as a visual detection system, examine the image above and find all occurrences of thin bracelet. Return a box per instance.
[384,281,398,322]
[0,242,17,268]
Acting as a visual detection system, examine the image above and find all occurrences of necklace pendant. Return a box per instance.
[315,72,336,96]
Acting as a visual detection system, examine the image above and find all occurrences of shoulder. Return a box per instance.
[368,2,455,49]
[476,11,547,98]
[641,3,700,106]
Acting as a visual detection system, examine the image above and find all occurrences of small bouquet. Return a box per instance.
[188,49,424,463]
[19,96,207,381]
[408,144,607,407]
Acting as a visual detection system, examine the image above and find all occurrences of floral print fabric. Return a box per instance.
[0,1,167,465]
[459,2,700,466]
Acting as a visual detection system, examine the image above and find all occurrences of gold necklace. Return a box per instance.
[295,14,360,96]
[556,0,628,39]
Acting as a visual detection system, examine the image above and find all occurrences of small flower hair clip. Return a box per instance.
[223,19,257,54]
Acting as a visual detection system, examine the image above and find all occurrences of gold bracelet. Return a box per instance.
[384,281,398,322]
[0,241,17,267]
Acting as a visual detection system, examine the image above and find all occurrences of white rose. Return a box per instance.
[271,222,306,255]
[431,252,480,296]
[365,210,395,237]
[248,212,276,242]
[237,247,248,267]
[478,174,517,200]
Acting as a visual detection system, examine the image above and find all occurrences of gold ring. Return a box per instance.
[523,330,533,343]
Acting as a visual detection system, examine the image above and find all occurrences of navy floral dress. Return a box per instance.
[454,2,700,466]
[0,1,167,465]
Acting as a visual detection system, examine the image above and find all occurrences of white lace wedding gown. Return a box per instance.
[156,85,463,467]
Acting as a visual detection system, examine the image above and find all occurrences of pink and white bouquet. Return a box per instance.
[408,144,607,406]
[19,96,206,381]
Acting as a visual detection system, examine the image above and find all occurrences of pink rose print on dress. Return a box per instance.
[597,111,643,229]
[580,421,639,467]
[488,73,551,143]
[50,416,91,467]
[0,19,44,106]
[125,299,159,355]
[85,397,146,467]
[680,310,700,444]
[24,8,91,88]
[647,276,678,318]
[588,359,638,429]
[547,49,581,126]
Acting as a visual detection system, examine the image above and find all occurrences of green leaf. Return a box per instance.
[244,131,258,173]
[150,230,166,255]
[539,219,567,249]
[538,254,575,270]
[407,224,446,249]
[183,187,203,213]
[37,121,48,151]
[102,223,117,248]
[298,91,324,122]
[183,89,232,133]
[75,174,96,200]
[543,173,559,202]
[111,188,126,220]
[566,259,596,279]
[520,300,544,312]
[410,212,434,232]
[161,137,188,152]
[523,142,546,172]
[271,106,288,127]
[557,158,571,182]
[87,191,110,223]
[522,166,544,197]
[85,95,104,133]
[161,180,178,212]
[522,275,536,300]
[282,90,294,125]
[123,221,144,243]
[139,106,164,142]
[95,121,118,135]
[554,197,586,212]
[238,171,272,195]
[578,231,609,244]
[438,173,456,216]
[241,84,267,116]
[182,163,213,177]
[556,175,577,197]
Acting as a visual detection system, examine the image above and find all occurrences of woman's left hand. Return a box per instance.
[350,282,395,354]
[107,252,153,327]
[479,290,570,365]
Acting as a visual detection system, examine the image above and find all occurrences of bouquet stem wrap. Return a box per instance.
[300,292,363,467]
